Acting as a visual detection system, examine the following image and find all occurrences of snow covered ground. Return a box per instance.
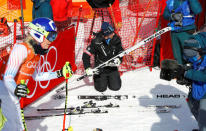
[25,67,198,131]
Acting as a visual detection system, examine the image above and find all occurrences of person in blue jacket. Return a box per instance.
[163,0,202,64]
[160,32,206,131]
[183,32,206,131]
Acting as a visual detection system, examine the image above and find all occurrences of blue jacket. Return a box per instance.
[163,0,202,32]
[185,57,206,100]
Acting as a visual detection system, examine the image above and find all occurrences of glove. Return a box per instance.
[107,57,121,67]
[14,84,28,98]
[171,12,183,22]
[56,62,73,79]
[176,77,192,86]
[85,68,99,76]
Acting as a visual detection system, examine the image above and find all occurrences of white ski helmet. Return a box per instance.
[28,17,57,43]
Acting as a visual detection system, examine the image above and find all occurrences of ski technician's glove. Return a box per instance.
[107,57,121,67]
[56,62,73,79]
[85,68,99,76]
[14,83,28,98]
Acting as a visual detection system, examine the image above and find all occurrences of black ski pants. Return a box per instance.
[93,70,121,92]
[188,91,206,131]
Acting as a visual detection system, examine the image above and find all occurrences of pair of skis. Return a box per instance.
[27,104,181,120]
[25,101,119,120]
[25,108,108,120]
[77,95,181,113]
[25,101,181,120]
[37,101,119,112]
[55,27,172,93]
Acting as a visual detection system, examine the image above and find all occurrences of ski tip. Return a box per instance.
[93,128,103,131]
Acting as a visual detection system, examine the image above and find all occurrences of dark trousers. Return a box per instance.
[188,91,206,131]
[93,70,121,92]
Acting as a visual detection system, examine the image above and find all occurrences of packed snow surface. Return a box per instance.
[25,68,198,131]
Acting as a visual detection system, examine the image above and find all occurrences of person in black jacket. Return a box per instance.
[82,22,124,92]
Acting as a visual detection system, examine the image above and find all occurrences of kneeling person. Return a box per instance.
[82,22,124,92]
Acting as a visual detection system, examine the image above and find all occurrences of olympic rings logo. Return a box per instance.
[27,46,58,98]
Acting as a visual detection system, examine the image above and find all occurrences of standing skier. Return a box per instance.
[0,17,73,131]
[82,22,124,92]
[163,0,202,64]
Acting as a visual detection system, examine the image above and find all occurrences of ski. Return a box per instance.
[37,101,119,112]
[55,27,172,93]
[137,107,171,113]
[52,93,186,101]
[77,95,185,101]
[25,108,108,120]
[146,104,181,109]
[78,95,128,101]
[37,107,75,112]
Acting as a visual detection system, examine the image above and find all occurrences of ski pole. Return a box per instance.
[75,5,83,39]
[62,62,73,131]
[19,0,25,39]
[62,70,68,131]
[20,80,28,131]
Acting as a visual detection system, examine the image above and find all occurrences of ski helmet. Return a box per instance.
[101,22,114,36]
[28,17,57,43]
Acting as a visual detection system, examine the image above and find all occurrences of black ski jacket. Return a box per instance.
[82,32,124,72]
